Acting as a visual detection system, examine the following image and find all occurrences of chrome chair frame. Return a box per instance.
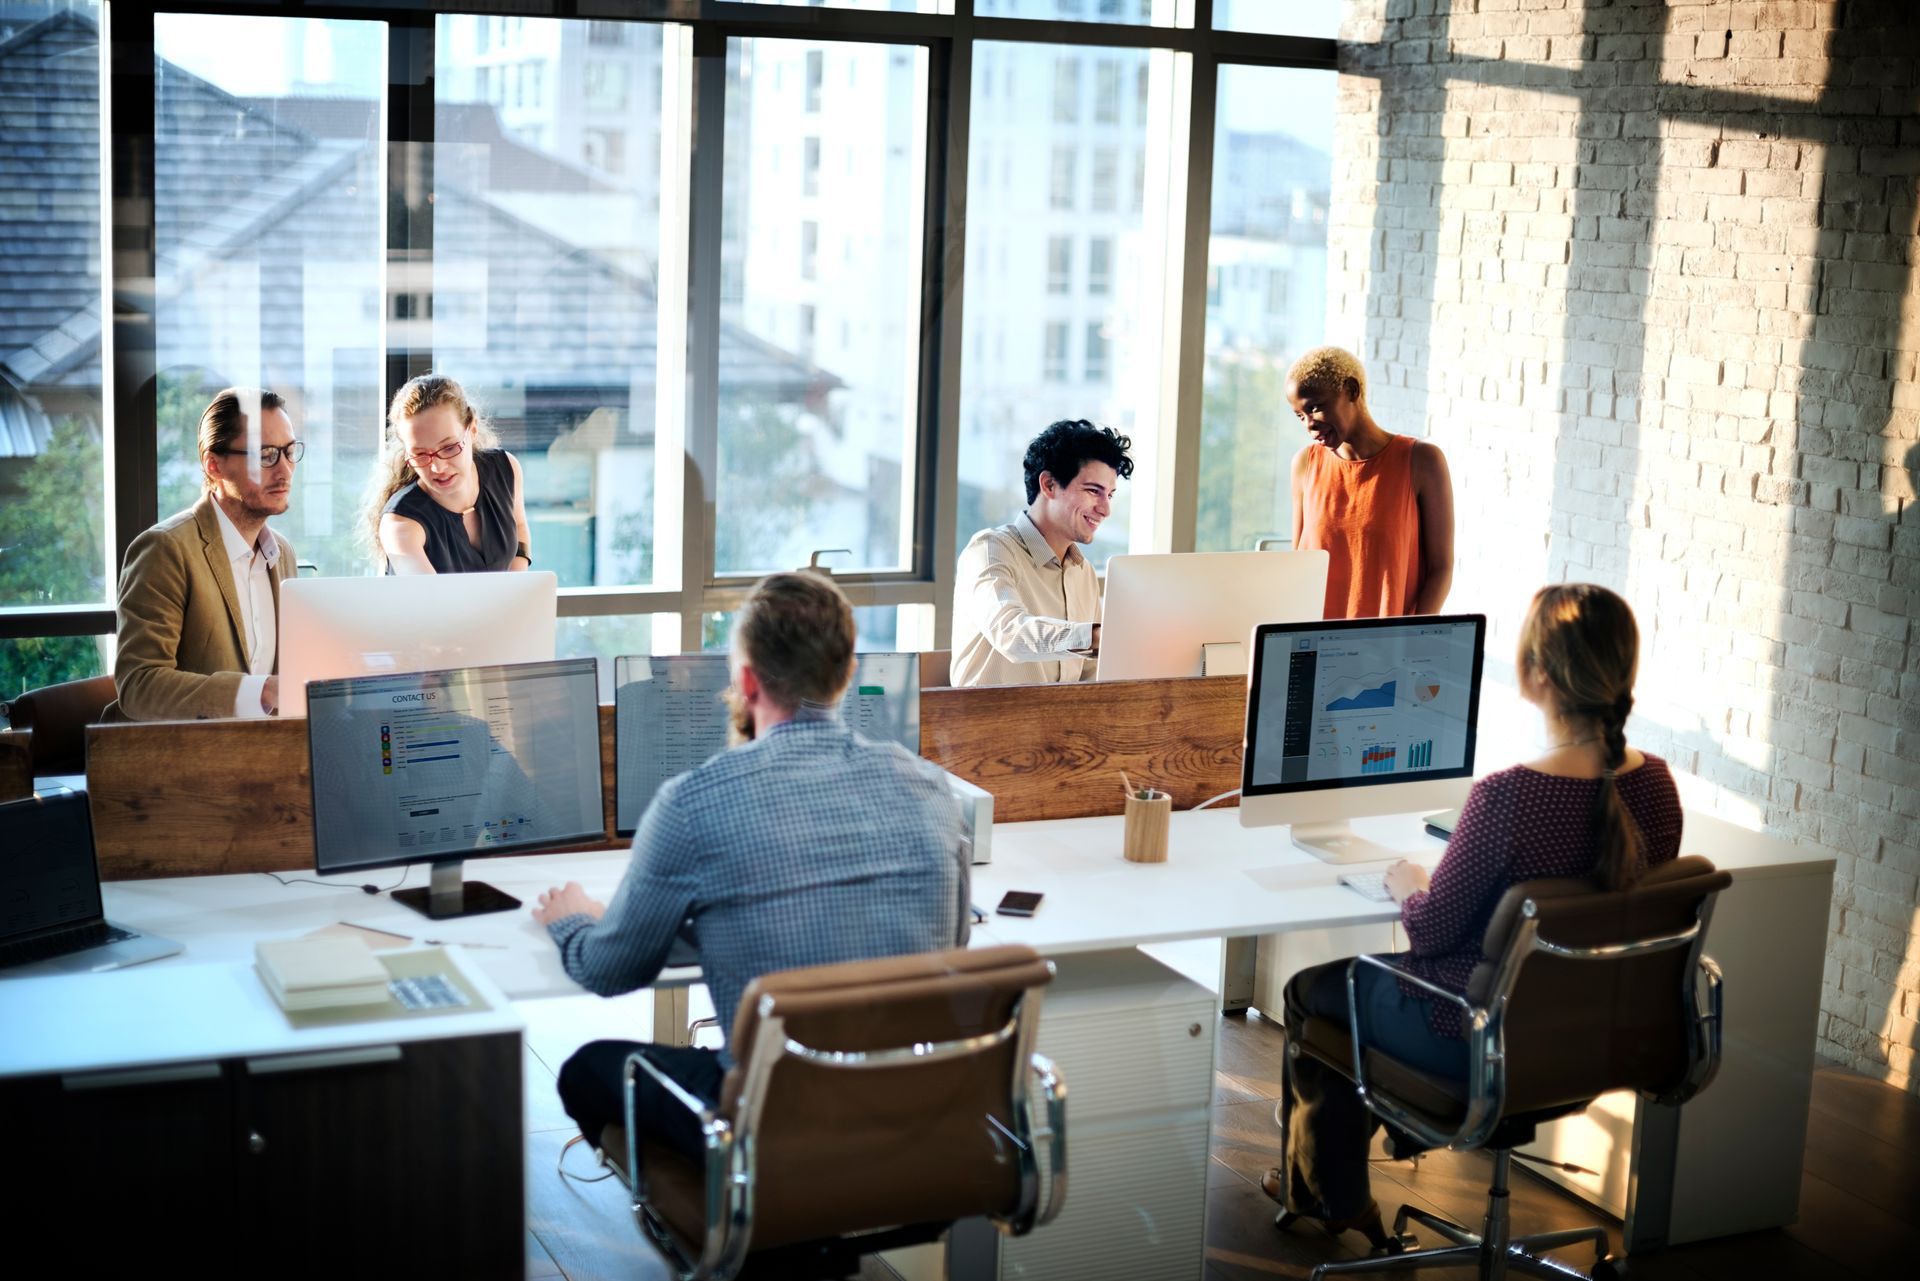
[614,984,1068,1281]
[1300,893,1724,1281]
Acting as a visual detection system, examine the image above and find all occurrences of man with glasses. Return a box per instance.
[106,388,303,721]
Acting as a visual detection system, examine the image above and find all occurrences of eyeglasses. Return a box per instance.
[406,439,467,466]
[212,440,305,467]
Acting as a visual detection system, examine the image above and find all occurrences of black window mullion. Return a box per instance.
[108,5,158,582]
[387,16,436,411]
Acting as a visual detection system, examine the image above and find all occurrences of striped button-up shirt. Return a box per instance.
[546,709,968,1057]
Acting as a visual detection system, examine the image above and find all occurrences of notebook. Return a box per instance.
[255,936,392,1011]
[0,791,183,976]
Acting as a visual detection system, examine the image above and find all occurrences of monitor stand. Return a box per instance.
[1290,822,1407,866]
[392,860,522,920]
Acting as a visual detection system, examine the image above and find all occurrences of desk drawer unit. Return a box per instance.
[993,948,1217,1281]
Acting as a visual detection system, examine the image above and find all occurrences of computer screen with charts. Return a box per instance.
[307,658,603,917]
[1241,615,1485,863]
[613,652,921,834]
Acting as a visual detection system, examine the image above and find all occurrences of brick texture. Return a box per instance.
[1330,0,1920,1090]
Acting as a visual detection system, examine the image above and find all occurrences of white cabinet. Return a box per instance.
[995,948,1219,1281]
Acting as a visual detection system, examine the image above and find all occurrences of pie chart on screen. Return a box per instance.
[1415,681,1441,703]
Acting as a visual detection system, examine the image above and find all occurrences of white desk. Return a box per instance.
[92,848,648,1000]
[0,947,529,1278]
[6,805,1833,1276]
[0,945,522,1078]
[970,806,1834,1258]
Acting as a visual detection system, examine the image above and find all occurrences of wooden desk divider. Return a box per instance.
[85,673,1246,879]
[0,729,31,803]
[86,707,628,881]
[919,675,1245,824]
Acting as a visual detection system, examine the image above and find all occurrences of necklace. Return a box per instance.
[1551,734,1601,751]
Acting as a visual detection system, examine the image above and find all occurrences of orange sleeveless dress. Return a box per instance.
[1297,434,1423,619]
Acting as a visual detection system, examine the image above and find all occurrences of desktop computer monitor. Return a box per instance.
[613,651,922,834]
[307,657,604,919]
[1097,550,1331,681]
[278,571,559,717]
[1240,614,1485,864]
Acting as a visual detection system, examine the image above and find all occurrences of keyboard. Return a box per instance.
[1338,871,1393,903]
[0,920,134,969]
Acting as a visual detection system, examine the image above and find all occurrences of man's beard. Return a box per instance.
[723,686,754,745]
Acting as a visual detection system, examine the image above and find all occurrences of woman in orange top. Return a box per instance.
[1288,347,1454,619]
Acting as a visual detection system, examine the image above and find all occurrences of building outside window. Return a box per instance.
[1043,322,1070,382]
[1047,236,1073,294]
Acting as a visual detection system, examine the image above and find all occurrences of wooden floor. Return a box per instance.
[518,994,1916,1280]
[1205,1010,1913,1281]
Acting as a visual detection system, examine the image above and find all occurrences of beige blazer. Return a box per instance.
[105,495,298,722]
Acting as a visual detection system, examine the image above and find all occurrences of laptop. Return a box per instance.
[0,791,182,976]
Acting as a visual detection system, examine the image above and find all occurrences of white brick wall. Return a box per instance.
[1329,0,1919,1088]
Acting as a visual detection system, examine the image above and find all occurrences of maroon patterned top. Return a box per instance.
[1397,754,1684,1039]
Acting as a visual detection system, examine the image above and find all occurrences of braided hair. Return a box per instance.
[1516,584,1644,892]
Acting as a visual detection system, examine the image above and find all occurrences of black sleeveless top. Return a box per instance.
[383,447,517,574]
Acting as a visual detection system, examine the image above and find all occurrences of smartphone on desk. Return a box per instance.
[995,890,1044,918]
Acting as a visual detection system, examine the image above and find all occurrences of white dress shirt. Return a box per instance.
[211,501,280,718]
[950,511,1099,687]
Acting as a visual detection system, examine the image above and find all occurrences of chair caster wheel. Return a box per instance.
[1592,1255,1627,1280]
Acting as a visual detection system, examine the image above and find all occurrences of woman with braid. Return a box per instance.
[1259,583,1682,1253]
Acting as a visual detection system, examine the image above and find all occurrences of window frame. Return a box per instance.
[1,1,1335,656]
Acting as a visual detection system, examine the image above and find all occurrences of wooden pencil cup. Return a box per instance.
[1123,790,1172,864]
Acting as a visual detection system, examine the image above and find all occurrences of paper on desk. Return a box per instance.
[303,921,411,951]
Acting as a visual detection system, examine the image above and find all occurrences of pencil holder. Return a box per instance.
[1123,790,1172,864]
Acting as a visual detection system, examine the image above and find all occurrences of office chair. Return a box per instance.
[2,674,116,776]
[1280,855,1730,1281]
[593,944,1068,1281]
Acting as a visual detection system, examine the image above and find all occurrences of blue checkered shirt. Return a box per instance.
[546,709,968,1057]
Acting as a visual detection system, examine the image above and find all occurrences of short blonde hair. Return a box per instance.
[1286,346,1368,400]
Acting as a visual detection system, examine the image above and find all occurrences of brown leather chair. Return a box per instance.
[595,944,1067,1281]
[1283,856,1731,1281]
[1,674,116,776]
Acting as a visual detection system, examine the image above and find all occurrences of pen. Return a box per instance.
[342,921,508,949]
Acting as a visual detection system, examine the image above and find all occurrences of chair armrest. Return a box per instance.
[623,1051,736,1281]
[1655,954,1724,1107]
[1345,954,1503,1152]
[1028,1052,1069,1229]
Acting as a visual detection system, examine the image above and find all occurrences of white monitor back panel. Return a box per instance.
[1097,550,1329,681]
[279,572,558,717]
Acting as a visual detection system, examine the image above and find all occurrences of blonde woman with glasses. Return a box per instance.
[367,374,532,574]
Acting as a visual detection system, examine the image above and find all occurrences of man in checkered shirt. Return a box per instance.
[534,571,968,1161]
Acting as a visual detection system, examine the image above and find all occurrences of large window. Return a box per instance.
[0,2,108,692]
[1215,0,1342,40]
[718,38,928,576]
[1195,62,1334,554]
[433,16,671,590]
[2,5,1338,677]
[151,14,385,580]
[957,41,1174,567]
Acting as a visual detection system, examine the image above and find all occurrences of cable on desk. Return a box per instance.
[1191,787,1242,810]
[261,866,412,895]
